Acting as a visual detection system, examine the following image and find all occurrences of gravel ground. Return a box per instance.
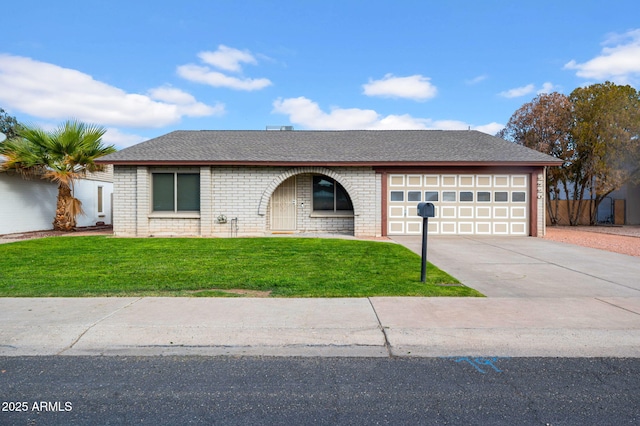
[544,226,640,258]
[0,226,113,244]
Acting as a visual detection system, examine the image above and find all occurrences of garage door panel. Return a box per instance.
[511,206,527,219]
[389,206,404,218]
[476,206,491,218]
[387,173,529,236]
[442,175,457,186]
[389,221,404,234]
[493,223,509,234]
[511,222,527,235]
[406,221,422,234]
[407,175,422,186]
[476,175,492,187]
[427,221,439,234]
[390,175,405,186]
[459,206,474,218]
[459,222,474,234]
[494,175,509,187]
[459,176,474,187]
[475,222,491,234]
[441,206,456,218]
[407,206,418,217]
[493,206,509,219]
[441,222,457,234]
[511,176,527,187]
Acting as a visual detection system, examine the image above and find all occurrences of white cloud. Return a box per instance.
[363,74,437,101]
[537,82,558,94]
[465,74,488,85]
[148,85,225,117]
[177,64,272,91]
[564,29,640,83]
[103,128,147,148]
[474,122,504,135]
[272,97,380,129]
[197,45,257,72]
[178,45,273,91]
[272,96,499,133]
[499,84,536,98]
[0,54,223,128]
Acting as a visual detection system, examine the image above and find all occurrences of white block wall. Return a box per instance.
[0,173,57,234]
[1,172,113,234]
[112,165,382,238]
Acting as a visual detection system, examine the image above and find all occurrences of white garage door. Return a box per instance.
[387,174,529,235]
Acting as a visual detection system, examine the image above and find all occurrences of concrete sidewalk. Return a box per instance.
[1,296,639,357]
[1,236,639,358]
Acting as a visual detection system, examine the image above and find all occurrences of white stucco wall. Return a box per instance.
[0,173,113,234]
[0,173,57,234]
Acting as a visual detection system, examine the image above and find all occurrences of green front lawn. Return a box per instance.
[0,237,482,297]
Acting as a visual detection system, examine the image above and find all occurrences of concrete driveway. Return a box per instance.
[391,235,640,298]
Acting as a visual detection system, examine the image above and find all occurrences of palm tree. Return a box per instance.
[0,120,116,231]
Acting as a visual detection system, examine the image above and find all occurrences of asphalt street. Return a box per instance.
[1,356,639,425]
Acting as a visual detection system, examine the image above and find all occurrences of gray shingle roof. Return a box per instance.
[98,130,561,166]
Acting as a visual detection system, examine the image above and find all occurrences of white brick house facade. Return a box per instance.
[113,165,381,237]
[100,130,560,238]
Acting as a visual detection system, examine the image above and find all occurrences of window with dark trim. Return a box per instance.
[425,191,439,201]
[512,191,526,202]
[442,191,456,202]
[152,172,200,212]
[312,176,353,211]
[407,191,421,202]
[477,191,491,202]
[390,191,404,202]
[460,191,474,202]
[494,191,508,202]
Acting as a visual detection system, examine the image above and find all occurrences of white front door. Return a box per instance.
[271,177,297,231]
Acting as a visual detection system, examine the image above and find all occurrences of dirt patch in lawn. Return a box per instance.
[189,288,273,297]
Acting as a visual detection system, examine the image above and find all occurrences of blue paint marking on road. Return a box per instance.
[442,357,509,374]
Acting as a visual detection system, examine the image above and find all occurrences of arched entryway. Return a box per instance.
[262,168,357,235]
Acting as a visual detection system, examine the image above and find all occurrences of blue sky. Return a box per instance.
[1,0,640,148]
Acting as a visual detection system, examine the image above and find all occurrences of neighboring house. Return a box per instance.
[0,166,114,235]
[97,130,561,238]
[74,167,114,228]
[596,182,640,225]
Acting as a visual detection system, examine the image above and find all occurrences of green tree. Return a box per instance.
[497,92,573,225]
[0,108,21,140]
[0,120,117,231]
[569,82,640,224]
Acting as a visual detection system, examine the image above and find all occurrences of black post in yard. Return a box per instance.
[416,202,434,283]
[421,217,428,283]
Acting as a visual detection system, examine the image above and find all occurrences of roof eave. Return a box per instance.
[96,159,563,167]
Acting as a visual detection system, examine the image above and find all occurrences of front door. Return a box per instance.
[271,177,297,231]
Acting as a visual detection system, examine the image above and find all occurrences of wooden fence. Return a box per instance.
[545,199,625,226]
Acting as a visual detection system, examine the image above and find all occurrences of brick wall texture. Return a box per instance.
[112,165,381,238]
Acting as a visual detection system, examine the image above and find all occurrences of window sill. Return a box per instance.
[149,212,201,219]
[310,211,354,218]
